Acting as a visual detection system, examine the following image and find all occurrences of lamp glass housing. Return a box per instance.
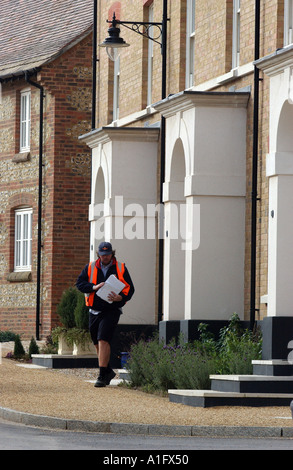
[99,23,130,61]
[105,43,129,61]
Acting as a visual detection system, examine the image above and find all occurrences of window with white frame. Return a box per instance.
[284,0,293,46]
[147,2,154,106]
[113,56,120,121]
[232,0,241,69]
[186,0,195,89]
[14,208,32,271]
[20,90,31,152]
[186,0,195,88]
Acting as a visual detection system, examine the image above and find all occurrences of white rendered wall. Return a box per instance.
[157,92,248,321]
[84,127,159,325]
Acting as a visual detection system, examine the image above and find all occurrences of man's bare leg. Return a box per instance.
[98,339,110,367]
[94,340,115,387]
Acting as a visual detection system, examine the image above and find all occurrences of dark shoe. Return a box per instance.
[105,368,116,385]
[94,377,107,387]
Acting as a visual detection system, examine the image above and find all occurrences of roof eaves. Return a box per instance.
[0,67,42,83]
[0,25,92,82]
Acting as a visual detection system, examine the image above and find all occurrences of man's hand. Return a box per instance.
[92,282,105,291]
[108,291,122,302]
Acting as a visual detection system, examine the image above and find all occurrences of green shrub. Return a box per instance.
[74,290,89,330]
[13,335,25,358]
[28,337,39,357]
[0,330,17,342]
[127,334,219,392]
[126,314,262,393]
[217,312,262,375]
[56,287,78,328]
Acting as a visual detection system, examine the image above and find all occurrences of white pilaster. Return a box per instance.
[267,153,293,316]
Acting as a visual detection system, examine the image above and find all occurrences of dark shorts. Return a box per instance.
[89,310,121,344]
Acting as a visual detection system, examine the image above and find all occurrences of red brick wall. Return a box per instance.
[0,34,93,338]
[40,34,93,334]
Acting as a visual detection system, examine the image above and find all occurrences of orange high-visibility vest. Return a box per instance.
[85,259,130,307]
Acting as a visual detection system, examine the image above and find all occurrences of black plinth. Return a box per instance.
[261,316,293,360]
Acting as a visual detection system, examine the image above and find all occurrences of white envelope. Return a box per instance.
[96,274,125,303]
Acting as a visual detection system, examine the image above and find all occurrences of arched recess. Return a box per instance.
[163,138,186,321]
[90,166,106,259]
[276,100,293,152]
[170,139,186,182]
[94,166,106,206]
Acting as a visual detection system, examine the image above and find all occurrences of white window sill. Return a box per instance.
[191,62,254,92]
[12,151,30,163]
[107,62,254,128]
[7,271,32,282]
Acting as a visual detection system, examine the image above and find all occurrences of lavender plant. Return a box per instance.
[126,314,262,393]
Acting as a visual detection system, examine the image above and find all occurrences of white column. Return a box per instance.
[267,152,293,316]
[163,181,185,321]
[163,201,185,320]
[184,195,200,319]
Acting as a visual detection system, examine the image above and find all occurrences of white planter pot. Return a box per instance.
[73,341,96,356]
[58,334,73,355]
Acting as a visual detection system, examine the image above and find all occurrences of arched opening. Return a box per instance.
[276,101,293,152]
[170,139,186,182]
[91,167,106,258]
[163,138,186,321]
[95,167,106,206]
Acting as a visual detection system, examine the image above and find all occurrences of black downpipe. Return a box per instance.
[250,0,260,330]
[25,73,44,340]
[92,0,98,129]
[158,0,168,323]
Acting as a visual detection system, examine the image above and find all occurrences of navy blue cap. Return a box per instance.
[98,241,113,255]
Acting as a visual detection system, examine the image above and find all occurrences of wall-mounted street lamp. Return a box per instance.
[99,1,168,323]
[99,12,130,61]
[99,1,168,100]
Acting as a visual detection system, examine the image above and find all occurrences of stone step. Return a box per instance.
[118,368,131,381]
[210,374,293,394]
[32,354,98,369]
[168,389,293,407]
[252,360,293,376]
